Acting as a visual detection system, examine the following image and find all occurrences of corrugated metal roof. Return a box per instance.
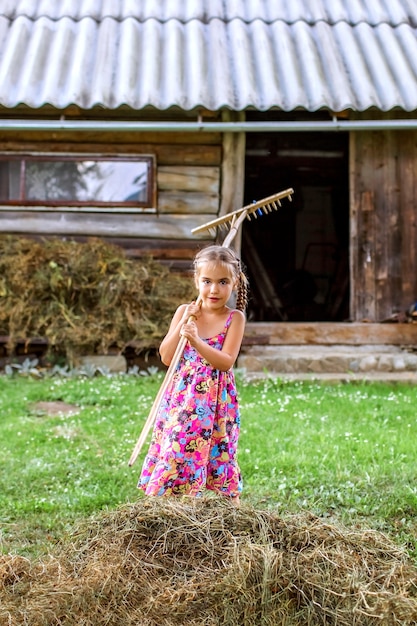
[0,0,416,112]
[2,0,417,27]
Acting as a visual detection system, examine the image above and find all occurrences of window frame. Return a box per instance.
[0,152,157,212]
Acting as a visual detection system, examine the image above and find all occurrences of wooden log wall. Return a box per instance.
[0,110,246,269]
[350,113,417,321]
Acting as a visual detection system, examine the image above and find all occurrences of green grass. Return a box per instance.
[238,378,417,546]
[1,373,417,558]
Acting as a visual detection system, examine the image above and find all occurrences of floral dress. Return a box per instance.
[138,311,242,498]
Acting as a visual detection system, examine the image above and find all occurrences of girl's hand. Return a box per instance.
[180,320,199,343]
[182,301,201,322]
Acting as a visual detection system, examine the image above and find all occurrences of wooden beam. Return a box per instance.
[242,322,417,346]
[0,211,212,239]
[158,191,218,214]
[0,141,222,165]
[157,166,219,193]
[220,110,246,250]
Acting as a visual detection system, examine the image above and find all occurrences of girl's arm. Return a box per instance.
[181,310,246,371]
[159,302,201,366]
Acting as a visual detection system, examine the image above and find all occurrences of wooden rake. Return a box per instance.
[128,187,294,466]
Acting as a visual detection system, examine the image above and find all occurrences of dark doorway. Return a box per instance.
[242,115,349,322]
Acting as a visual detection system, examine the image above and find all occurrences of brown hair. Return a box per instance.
[193,245,249,312]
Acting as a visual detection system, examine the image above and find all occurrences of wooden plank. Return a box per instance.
[0,131,222,146]
[382,131,401,318]
[360,189,376,320]
[351,131,377,321]
[370,131,395,321]
[124,247,198,261]
[399,132,417,308]
[103,237,205,255]
[349,131,358,321]
[158,191,218,214]
[351,127,417,323]
[242,322,417,346]
[0,210,213,240]
[155,144,221,166]
[157,166,219,193]
[220,111,246,236]
[65,236,208,260]
[14,233,208,269]
[0,141,222,166]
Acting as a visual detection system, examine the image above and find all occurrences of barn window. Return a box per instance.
[0,155,156,209]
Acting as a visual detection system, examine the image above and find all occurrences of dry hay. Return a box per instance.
[1,499,417,626]
[0,235,195,362]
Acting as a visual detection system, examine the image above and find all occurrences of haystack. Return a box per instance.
[1,498,417,625]
[0,235,195,362]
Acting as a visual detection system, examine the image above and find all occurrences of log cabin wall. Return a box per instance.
[350,113,417,321]
[0,110,246,270]
[2,108,416,326]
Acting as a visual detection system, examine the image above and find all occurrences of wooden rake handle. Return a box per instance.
[128,299,201,466]
[128,339,185,466]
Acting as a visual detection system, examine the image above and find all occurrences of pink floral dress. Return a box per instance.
[138,311,242,498]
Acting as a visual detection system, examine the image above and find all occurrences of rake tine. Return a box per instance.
[190,188,294,237]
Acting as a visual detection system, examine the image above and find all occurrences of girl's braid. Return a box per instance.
[235,262,249,312]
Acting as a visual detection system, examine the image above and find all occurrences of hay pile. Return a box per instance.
[1,498,417,625]
[0,235,195,362]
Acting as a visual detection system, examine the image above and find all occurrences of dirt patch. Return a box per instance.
[30,401,80,417]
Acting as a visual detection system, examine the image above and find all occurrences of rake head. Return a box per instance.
[191,187,294,238]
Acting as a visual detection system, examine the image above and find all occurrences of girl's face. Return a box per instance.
[195,262,237,310]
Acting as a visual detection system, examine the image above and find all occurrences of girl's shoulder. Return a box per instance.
[169,303,189,326]
[231,308,246,320]
[171,303,187,318]
[226,308,246,326]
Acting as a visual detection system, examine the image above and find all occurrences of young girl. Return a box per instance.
[138,245,248,502]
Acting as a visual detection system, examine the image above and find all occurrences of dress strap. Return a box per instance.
[224,310,235,330]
